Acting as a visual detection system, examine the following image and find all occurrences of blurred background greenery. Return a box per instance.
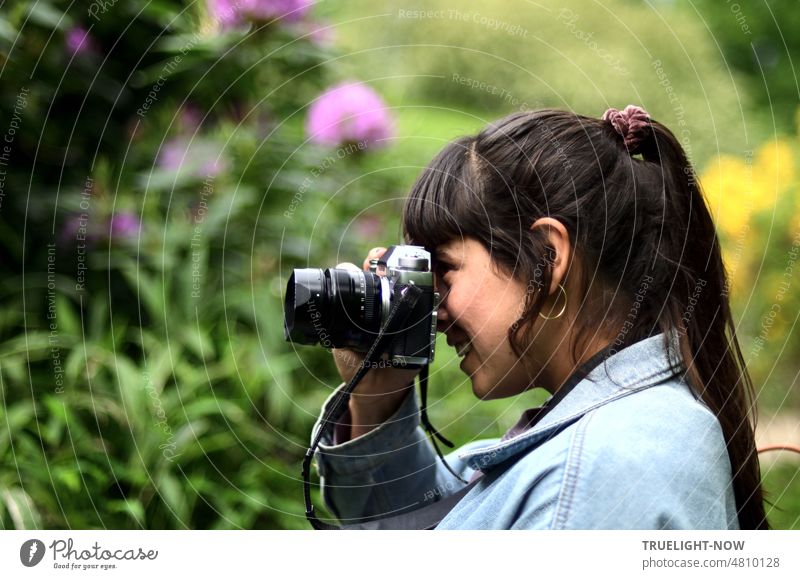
[0,0,797,530]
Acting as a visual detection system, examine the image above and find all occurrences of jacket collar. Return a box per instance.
[459,331,684,471]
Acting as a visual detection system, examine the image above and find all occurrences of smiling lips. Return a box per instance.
[446,332,473,358]
[455,341,473,357]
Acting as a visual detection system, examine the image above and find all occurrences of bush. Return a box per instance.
[0,0,401,529]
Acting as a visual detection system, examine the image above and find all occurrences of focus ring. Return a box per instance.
[363,272,376,325]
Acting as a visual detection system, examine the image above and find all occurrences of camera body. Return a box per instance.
[284,245,439,367]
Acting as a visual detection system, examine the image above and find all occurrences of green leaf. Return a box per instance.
[156,472,189,525]
[26,3,64,30]
[0,19,17,44]
[183,398,244,422]
[53,466,81,494]
[0,401,35,455]
[56,294,80,336]
[102,353,147,432]
[180,325,213,361]
[42,396,69,447]
[107,499,146,527]
[119,267,165,326]
[0,487,41,529]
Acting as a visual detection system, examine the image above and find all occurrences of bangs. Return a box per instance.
[402,136,491,255]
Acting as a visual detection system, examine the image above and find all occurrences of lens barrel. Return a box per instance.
[284,268,383,350]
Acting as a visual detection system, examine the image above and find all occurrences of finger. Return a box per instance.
[362,246,387,271]
[332,347,361,364]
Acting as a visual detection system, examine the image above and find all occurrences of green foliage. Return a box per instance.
[0,0,399,529]
[326,0,767,163]
[763,461,800,530]
[693,0,800,133]
[1,0,797,531]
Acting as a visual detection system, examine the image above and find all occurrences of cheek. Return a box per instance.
[470,303,517,348]
[444,291,472,324]
[442,275,482,317]
[493,282,528,320]
[444,271,526,334]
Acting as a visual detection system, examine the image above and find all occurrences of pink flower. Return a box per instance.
[158,139,187,172]
[291,19,335,47]
[180,105,203,132]
[158,138,227,178]
[247,0,315,23]
[208,0,245,28]
[305,82,395,148]
[353,214,384,239]
[65,27,95,57]
[60,214,98,246]
[208,0,315,29]
[108,212,141,241]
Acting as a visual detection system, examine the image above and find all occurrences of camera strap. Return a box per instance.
[417,363,466,483]
[303,282,422,530]
[302,282,467,530]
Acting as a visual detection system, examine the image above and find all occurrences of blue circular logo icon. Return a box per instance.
[20,539,46,567]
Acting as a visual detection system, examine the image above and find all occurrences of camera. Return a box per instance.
[284,245,439,367]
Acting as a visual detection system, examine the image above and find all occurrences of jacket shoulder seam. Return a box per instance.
[551,411,596,529]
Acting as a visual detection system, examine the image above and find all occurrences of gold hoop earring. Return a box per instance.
[538,283,567,320]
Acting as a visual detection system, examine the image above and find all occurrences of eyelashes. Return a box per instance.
[433,269,451,295]
[434,258,455,274]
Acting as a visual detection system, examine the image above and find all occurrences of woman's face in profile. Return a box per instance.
[434,237,534,399]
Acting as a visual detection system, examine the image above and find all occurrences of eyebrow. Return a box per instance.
[434,248,455,262]
[434,247,463,266]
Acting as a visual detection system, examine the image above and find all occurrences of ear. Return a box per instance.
[530,217,571,296]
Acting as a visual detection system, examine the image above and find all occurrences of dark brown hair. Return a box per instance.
[402,109,767,529]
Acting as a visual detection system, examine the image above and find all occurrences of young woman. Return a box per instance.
[311,106,768,529]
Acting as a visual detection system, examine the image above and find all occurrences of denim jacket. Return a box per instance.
[312,332,739,529]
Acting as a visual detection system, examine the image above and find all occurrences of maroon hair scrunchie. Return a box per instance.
[602,104,650,151]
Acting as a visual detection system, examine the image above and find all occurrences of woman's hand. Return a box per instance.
[332,247,422,440]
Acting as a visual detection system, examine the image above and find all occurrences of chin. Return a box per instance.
[470,377,511,401]
[472,384,495,400]
[468,373,491,400]
[470,370,527,400]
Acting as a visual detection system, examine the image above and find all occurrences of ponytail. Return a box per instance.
[634,117,768,529]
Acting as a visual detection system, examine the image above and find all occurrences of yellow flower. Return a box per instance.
[700,154,754,239]
[719,223,753,299]
[700,139,798,240]
[752,139,795,213]
[790,199,800,236]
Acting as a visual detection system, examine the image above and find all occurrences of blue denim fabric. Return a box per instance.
[312,332,739,529]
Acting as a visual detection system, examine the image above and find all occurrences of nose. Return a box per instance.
[435,292,452,332]
[433,273,456,332]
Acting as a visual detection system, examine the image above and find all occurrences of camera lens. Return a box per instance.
[284,267,383,350]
